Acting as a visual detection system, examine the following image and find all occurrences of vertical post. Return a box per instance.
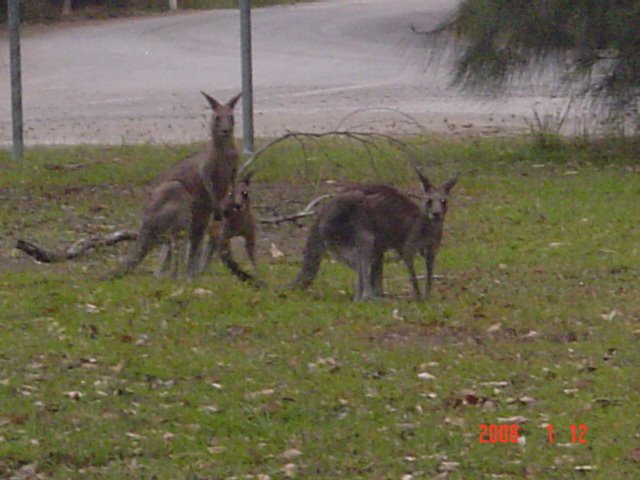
[239,0,254,154]
[62,0,72,16]
[168,0,177,11]
[8,0,24,161]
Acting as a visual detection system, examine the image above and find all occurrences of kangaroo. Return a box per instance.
[293,170,458,301]
[111,180,193,278]
[112,91,241,278]
[201,172,259,284]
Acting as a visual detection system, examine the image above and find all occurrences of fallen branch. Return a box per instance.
[43,162,90,171]
[14,195,331,264]
[16,230,138,263]
[14,193,330,264]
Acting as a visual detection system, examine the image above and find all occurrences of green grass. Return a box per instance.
[1,136,640,478]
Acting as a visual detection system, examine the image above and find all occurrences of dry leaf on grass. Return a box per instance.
[245,388,275,400]
[487,322,502,333]
[497,415,528,424]
[193,288,213,297]
[64,391,83,400]
[439,461,460,472]
[201,404,220,414]
[574,465,596,472]
[270,243,285,259]
[481,381,509,388]
[281,448,303,460]
[282,463,298,478]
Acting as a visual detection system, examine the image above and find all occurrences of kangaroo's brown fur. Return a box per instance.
[112,92,241,278]
[112,180,193,278]
[294,171,458,301]
[202,173,259,283]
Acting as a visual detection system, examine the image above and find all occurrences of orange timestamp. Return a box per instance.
[479,423,588,444]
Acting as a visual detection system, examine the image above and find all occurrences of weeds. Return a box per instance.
[524,96,574,149]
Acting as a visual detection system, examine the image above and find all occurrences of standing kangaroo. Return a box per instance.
[293,170,458,301]
[112,92,241,278]
[201,172,259,283]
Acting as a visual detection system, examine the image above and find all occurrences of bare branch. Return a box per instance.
[238,129,422,176]
[15,192,334,265]
[16,230,138,263]
[259,193,334,225]
[409,16,456,37]
[239,131,302,175]
[335,107,430,135]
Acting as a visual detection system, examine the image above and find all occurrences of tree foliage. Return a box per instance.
[0,0,295,22]
[0,0,165,23]
[440,0,640,117]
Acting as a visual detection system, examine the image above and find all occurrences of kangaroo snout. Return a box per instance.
[223,203,241,218]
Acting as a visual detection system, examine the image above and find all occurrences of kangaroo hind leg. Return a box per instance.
[354,231,375,302]
[154,242,172,277]
[371,252,384,297]
[401,250,421,301]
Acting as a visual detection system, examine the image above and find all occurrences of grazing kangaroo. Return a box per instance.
[201,172,259,283]
[112,180,193,278]
[112,91,241,278]
[293,170,458,301]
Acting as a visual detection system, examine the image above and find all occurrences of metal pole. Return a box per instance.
[239,0,254,154]
[8,0,24,161]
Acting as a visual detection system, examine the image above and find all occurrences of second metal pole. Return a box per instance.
[239,0,254,154]
[8,0,24,162]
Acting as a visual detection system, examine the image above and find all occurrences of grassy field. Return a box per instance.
[1,136,640,479]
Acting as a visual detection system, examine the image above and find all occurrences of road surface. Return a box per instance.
[0,0,589,146]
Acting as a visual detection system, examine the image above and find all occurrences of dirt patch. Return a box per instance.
[364,319,482,348]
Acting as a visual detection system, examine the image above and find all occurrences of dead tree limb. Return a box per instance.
[259,193,334,225]
[238,129,422,176]
[14,192,331,264]
[16,230,138,263]
[335,107,431,135]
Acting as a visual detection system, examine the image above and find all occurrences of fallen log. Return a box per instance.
[16,230,138,263]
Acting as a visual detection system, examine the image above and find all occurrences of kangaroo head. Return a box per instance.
[414,167,458,221]
[201,91,242,138]
[222,171,252,218]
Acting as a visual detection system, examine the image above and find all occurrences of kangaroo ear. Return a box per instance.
[201,91,220,110]
[227,92,242,109]
[443,174,459,194]
[412,164,433,193]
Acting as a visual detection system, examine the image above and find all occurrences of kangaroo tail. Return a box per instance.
[110,229,153,279]
[220,245,255,284]
[293,222,325,289]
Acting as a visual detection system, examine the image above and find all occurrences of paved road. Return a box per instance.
[0,0,586,146]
